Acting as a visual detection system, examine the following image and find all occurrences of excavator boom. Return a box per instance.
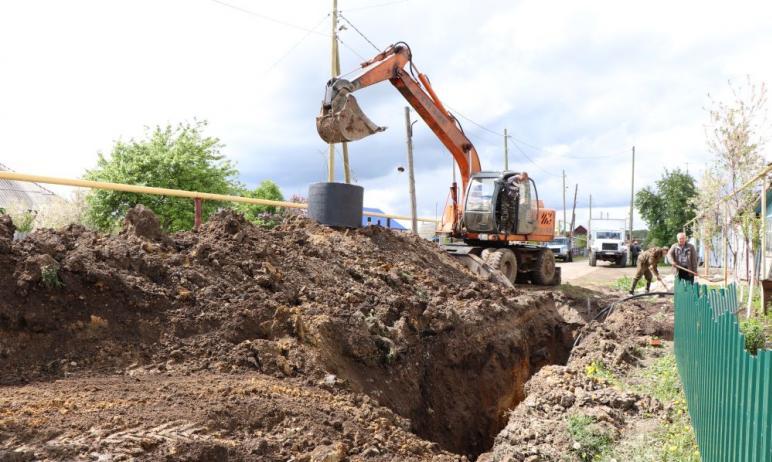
[316,43,481,193]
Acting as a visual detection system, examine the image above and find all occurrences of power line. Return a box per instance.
[509,139,562,178]
[338,14,381,52]
[341,0,410,13]
[265,14,330,73]
[337,36,368,62]
[207,0,330,37]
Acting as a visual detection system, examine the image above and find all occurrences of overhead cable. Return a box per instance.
[338,14,381,52]
[208,0,330,37]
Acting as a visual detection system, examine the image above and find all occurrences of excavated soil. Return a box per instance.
[480,293,676,462]
[0,207,576,461]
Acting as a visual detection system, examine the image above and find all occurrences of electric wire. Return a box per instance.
[264,14,330,74]
[337,37,368,62]
[341,0,410,13]
[510,139,562,177]
[338,13,381,52]
[570,291,674,356]
[207,0,330,36]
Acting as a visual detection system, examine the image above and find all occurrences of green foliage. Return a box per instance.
[84,121,240,232]
[635,169,697,247]
[567,414,613,461]
[739,317,766,355]
[237,180,284,222]
[41,265,64,289]
[585,360,622,388]
[611,275,645,291]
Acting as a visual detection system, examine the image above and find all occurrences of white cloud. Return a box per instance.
[1,0,771,229]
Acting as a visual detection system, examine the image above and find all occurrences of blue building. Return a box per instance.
[362,207,407,231]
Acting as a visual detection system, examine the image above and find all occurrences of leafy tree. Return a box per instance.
[237,180,284,218]
[705,78,767,290]
[635,169,697,247]
[84,121,240,232]
[236,180,284,227]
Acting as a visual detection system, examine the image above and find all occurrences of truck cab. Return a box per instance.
[588,224,629,267]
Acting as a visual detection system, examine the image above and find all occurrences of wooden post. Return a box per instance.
[404,107,418,234]
[570,184,578,257]
[503,128,509,171]
[194,198,202,230]
[562,170,566,236]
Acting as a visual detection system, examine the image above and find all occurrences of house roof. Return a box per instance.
[362,207,407,230]
[0,162,58,210]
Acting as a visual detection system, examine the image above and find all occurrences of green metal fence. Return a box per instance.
[675,280,771,461]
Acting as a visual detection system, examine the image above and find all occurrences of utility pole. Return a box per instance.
[629,146,635,245]
[570,184,578,254]
[588,195,593,250]
[562,170,567,236]
[328,0,351,183]
[504,128,509,171]
[404,107,417,234]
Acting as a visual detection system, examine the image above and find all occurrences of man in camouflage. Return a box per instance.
[629,246,669,295]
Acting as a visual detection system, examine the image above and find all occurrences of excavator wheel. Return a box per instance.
[530,248,556,286]
[480,248,494,260]
[484,248,518,283]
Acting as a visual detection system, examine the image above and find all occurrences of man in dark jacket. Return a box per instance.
[668,232,698,283]
[630,240,641,266]
[630,246,669,295]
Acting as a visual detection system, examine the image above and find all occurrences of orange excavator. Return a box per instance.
[316,42,559,286]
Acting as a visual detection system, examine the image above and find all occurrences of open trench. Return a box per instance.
[311,292,575,458]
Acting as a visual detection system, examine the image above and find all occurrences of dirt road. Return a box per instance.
[558,259,636,288]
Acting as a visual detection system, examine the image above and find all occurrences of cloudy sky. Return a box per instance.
[2,0,771,230]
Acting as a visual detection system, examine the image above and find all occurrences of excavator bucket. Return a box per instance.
[316,89,386,144]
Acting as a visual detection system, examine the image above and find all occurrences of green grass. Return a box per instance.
[41,265,64,289]
[600,352,700,462]
[610,275,645,291]
[585,360,622,388]
[568,414,614,462]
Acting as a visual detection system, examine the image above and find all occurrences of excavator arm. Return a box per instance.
[317,43,481,193]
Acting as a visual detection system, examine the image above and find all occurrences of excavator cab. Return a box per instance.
[463,172,536,235]
[316,78,386,143]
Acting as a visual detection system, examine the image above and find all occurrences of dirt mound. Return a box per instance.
[480,296,674,461]
[0,207,573,459]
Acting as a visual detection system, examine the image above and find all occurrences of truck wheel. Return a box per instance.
[530,249,556,285]
[618,254,627,267]
[484,248,518,283]
[589,251,597,267]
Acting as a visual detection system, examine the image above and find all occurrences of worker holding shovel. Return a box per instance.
[668,232,698,284]
[629,246,670,295]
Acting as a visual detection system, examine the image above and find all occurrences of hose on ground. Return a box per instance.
[570,291,674,353]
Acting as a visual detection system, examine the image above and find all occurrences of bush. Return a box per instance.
[2,202,37,233]
[739,317,766,355]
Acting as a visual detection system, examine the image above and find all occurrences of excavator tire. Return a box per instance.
[484,248,518,283]
[530,248,556,286]
[480,248,495,260]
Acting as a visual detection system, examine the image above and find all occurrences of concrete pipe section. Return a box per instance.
[307,182,364,228]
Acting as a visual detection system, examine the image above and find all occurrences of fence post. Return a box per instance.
[194,198,202,230]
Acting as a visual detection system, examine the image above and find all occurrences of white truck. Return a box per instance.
[588,218,629,267]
